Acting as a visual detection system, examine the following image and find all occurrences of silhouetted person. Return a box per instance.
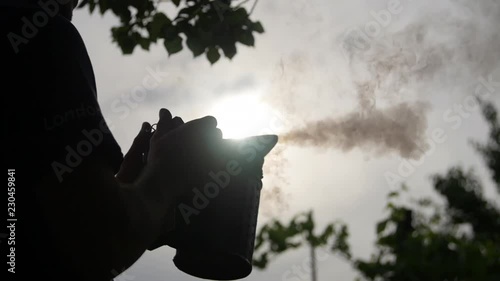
[2,1,221,280]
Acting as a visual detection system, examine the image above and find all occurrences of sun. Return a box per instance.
[209,94,282,139]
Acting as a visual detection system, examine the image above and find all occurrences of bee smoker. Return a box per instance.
[148,134,278,280]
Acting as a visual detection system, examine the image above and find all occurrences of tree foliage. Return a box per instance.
[77,0,264,64]
[254,100,500,281]
[252,210,351,269]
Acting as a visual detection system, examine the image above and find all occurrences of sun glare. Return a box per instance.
[209,94,282,139]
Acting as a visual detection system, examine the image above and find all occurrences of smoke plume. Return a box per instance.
[282,102,431,158]
[279,0,500,158]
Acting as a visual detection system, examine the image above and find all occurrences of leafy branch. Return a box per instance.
[77,0,265,64]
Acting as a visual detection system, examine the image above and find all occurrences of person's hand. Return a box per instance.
[147,108,221,163]
[115,122,152,184]
[116,109,185,184]
[133,108,222,237]
[145,108,222,199]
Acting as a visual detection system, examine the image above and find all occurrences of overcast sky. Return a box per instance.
[72,0,499,280]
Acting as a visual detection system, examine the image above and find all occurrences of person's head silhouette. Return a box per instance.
[57,0,80,20]
[11,0,80,20]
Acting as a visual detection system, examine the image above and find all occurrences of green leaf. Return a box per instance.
[118,9,132,24]
[172,0,181,6]
[388,191,399,198]
[318,224,335,245]
[252,253,268,269]
[376,220,388,234]
[219,42,237,59]
[88,1,96,13]
[206,47,221,64]
[98,0,110,14]
[186,36,205,57]
[332,225,351,258]
[164,25,178,40]
[212,0,230,20]
[119,37,136,54]
[149,13,171,40]
[227,8,248,24]
[138,38,151,50]
[164,35,183,55]
[302,212,315,232]
[252,21,265,33]
[112,26,136,55]
[237,32,254,46]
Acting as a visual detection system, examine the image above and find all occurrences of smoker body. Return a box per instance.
[148,135,278,280]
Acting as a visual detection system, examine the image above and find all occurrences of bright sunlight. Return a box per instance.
[209,94,284,139]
